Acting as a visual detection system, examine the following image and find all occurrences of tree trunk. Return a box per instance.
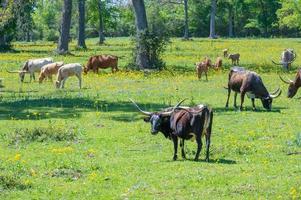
[228,6,234,38]
[98,0,105,44]
[183,0,189,39]
[57,0,72,54]
[209,0,216,38]
[132,0,150,69]
[77,0,86,48]
[259,0,268,37]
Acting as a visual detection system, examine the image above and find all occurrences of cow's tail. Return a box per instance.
[203,106,213,137]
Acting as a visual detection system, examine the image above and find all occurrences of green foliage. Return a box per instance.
[6,122,83,145]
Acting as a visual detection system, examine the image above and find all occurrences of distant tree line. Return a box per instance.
[1,0,301,44]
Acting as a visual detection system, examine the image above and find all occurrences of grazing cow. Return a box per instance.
[130,99,213,162]
[7,58,53,82]
[223,49,228,58]
[279,69,301,98]
[228,53,240,65]
[214,57,223,70]
[225,67,281,111]
[39,62,64,83]
[84,55,118,74]
[56,63,82,89]
[272,49,297,71]
[196,57,212,81]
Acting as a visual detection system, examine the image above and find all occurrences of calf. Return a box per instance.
[130,99,213,162]
[223,49,228,58]
[228,53,240,65]
[225,67,281,111]
[7,58,53,82]
[84,55,118,74]
[39,62,64,83]
[279,69,301,98]
[56,63,82,89]
[196,57,212,81]
[214,57,223,70]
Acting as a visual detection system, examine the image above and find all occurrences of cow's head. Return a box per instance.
[261,88,281,110]
[130,98,186,135]
[279,75,299,98]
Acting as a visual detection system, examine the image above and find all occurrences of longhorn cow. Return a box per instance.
[130,99,213,162]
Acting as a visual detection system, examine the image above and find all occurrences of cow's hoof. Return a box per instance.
[173,155,178,161]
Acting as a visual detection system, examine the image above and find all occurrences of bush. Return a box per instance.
[6,123,83,146]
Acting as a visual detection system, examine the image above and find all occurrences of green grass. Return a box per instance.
[0,38,300,199]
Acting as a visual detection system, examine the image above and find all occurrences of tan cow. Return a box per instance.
[39,62,64,83]
[196,57,212,81]
[56,63,82,89]
[214,57,223,70]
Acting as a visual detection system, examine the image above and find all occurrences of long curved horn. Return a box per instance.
[271,60,283,66]
[270,87,281,95]
[6,69,21,73]
[160,98,187,116]
[279,75,292,84]
[270,89,282,98]
[129,98,152,116]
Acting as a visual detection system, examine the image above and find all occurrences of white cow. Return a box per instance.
[7,57,53,82]
[56,63,82,89]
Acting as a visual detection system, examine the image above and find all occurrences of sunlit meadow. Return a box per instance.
[0,38,300,199]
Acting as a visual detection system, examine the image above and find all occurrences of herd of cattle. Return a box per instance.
[130,48,300,161]
[3,48,300,161]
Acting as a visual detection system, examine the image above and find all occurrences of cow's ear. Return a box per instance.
[143,116,151,122]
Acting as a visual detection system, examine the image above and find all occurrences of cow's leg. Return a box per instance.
[60,78,67,89]
[251,98,256,110]
[76,74,82,89]
[33,73,36,81]
[205,111,213,162]
[180,139,186,159]
[48,75,52,81]
[240,91,246,111]
[234,92,238,108]
[205,71,208,81]
[194,135,202,161]
[171,135,178,161]
[225,87,231,108]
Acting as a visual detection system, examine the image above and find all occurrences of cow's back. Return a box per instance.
[90,55,118,68]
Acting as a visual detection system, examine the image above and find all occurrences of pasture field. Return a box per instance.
[0,38,301,199]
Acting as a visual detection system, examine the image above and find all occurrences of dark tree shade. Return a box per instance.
[98,0,105,44]
[209,0,216,38]
[57,0,72,54]
[132,0,150,69]
[78,0,86,48]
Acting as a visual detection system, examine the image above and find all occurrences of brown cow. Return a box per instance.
[228,53,240,65]
[196,57,212,81]
[279,69,301,98]
[84,55,118,74]
[39,62,64,83]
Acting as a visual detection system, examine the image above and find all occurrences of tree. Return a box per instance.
[132,0,150,69]
[209,0,216,38]
[78,0,86,48]
[0,0,15,47]
[57,0,72,54]
[98,0,105,44]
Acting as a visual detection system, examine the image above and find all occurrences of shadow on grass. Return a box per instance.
[214,106,287,113]
[0,97,169,120]
[164,158,237,164]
